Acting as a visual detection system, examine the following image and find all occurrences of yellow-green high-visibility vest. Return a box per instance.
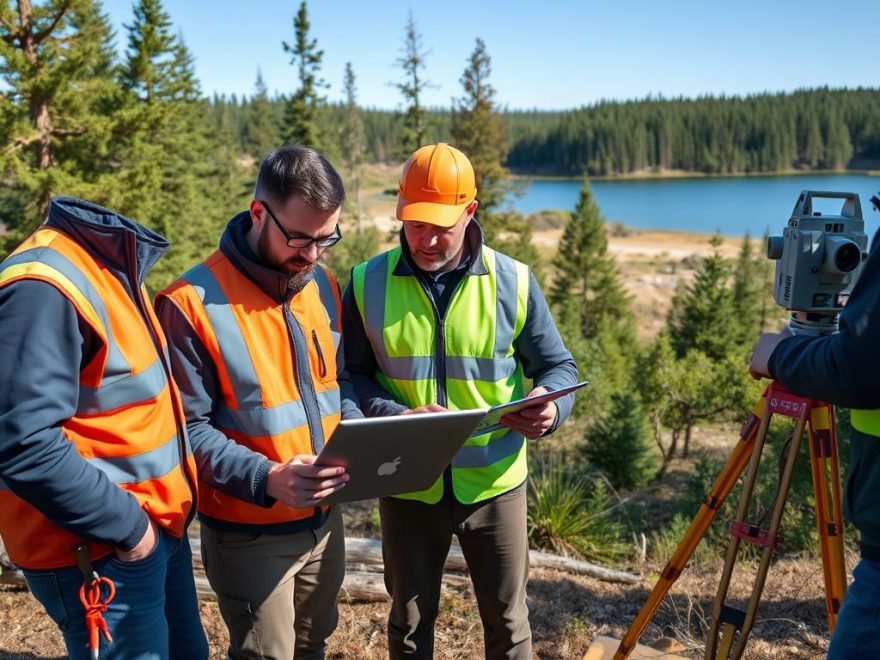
[852,409,880,436]
[352,245,530,504]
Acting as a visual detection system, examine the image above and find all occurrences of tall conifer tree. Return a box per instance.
[112,0,217,287]
[394,12,431,155]
[282,1,325,149]
[450,38,509,215]
[550,178,633,341]
[245,68,279,157]
[0,0,117,247]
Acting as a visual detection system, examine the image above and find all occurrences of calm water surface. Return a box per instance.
[511,174,880,239]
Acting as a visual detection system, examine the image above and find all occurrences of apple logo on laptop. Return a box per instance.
[377,456,402,476]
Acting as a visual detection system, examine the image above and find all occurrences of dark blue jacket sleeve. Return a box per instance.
[0,281,148,552]
[155,296,276,506]
[515,272,580,432]
[769,236,880,409]
[341,280,409,416]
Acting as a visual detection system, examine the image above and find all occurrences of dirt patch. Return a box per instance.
[0,552,836,659]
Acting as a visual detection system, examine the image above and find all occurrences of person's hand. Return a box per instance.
[266,455,349,508]
[401,403,448,415]
[116,516,159,562]
[501,387,558,439]
[749,327,793,379]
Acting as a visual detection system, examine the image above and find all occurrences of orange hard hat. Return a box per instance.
[396,143,477,227]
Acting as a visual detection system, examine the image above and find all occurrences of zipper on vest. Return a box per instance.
[312,329,327,379]
[284,306,325,454]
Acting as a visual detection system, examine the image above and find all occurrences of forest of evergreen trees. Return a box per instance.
[216,87,880,177]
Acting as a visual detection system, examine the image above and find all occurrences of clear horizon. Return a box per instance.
[100,0,880,111]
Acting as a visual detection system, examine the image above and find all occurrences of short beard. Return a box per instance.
[286,265,315,293]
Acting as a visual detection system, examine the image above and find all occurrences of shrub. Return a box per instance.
[582,393,659,489]
[527,461,631,564]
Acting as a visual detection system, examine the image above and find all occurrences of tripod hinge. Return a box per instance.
[812,429,835,457]
[730,521,779,548]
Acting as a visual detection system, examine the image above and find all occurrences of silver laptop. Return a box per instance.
[315,408,487,505]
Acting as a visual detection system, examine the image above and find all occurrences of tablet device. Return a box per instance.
[469,380,589,437]
[315,408,487,505]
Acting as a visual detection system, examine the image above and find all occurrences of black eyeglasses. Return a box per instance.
[259,200,342,249]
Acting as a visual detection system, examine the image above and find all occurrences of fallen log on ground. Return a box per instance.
[1,534,638,603]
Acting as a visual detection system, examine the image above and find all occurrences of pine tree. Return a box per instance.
[111,0,220,288]
[393,12,431,155]
[582,392,658,490]
[450,38,510,216]
[244,68,280,157]
[549,178,634,342]
[282,0,326,149]
[731,232,762,345]
[0,0,118,249]
[668,233,739,360]
[339,62,365,231]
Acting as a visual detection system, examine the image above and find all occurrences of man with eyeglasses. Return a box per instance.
[155,144,361,659]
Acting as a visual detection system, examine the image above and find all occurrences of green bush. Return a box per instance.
[582,392,659,489]
[527,461,631,564]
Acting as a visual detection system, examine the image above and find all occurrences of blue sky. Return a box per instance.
[101,0,879,110]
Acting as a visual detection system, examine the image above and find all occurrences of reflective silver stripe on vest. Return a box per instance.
[314,266,340,334]
[493,252,520,357]
[87,431,183,484]
[78,358,168,414]
[2,247,131,381]
[361,248,520,383]
[375,354,517,382]
[452,430,525,469]
[362,252,391,357]
[183,264,263,407]
[216,387,341,436]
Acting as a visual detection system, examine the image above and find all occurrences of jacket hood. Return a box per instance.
[219,210,316,302]
[46,196,169,284]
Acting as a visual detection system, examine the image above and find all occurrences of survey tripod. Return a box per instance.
[613,379,847,660]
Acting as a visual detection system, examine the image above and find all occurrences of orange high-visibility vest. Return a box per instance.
[0,227,198,570]
[158,254,342,525]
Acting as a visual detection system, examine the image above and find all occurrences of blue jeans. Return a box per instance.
[827,557,880,659]
[23,528,208,660]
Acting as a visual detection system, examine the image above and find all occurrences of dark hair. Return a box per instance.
[254,144,345,211]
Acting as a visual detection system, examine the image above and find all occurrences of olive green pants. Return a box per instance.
[200,507,345,660]
[380,484,531,659]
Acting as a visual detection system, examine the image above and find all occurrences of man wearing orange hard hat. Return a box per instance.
[342,143,579,658]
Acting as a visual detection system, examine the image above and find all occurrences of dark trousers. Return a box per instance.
[23,528,208,660]
[200,507,345,660]
[380,484,531,659]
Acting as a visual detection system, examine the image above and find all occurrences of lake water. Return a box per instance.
[511,174,880,239]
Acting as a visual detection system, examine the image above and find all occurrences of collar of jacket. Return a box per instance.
[219,210,315,303]
[46,196,169,284]
[394,217,489,277]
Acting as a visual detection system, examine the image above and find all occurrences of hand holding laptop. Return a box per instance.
[499,386,558,439]
[265,454,349,508]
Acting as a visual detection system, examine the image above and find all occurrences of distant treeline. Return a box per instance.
[213,87,880,177]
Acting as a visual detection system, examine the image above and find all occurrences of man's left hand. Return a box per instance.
[749,327,793,379]
[501,386,558,439]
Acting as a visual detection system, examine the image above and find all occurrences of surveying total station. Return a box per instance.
[599,191,877,660]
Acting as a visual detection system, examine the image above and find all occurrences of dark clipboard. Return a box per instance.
[469,381,589,437]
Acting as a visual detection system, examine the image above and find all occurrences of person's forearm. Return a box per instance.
[516,273,580,430]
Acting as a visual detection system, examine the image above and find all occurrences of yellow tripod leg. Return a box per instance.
[808,403,848,631]
[612,390,768,660]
